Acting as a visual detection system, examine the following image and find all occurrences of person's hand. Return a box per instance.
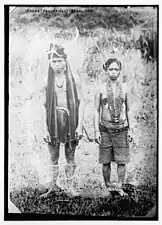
[128,134,133,143]
[44,130,51,143]
[95,131,102,144]
[127,131,133,143]
[75,126,83,140]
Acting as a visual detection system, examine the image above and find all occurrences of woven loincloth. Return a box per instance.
[51,107,69,143]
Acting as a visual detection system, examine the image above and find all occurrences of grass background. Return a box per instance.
[9,6,157,217]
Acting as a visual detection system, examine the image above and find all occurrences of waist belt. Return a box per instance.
[110,126,129,133]
[56,106,70,116]
[100,123,129,133]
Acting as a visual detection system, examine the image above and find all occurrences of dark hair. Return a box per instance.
[103,58,122,71]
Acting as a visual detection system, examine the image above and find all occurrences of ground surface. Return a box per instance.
[10,184,156,217]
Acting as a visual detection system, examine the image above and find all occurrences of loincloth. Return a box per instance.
[51,107,69,143]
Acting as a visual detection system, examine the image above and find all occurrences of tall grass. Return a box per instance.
[9,25,157,193]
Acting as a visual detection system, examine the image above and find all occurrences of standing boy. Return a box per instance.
[94,58,130,196]
[41,43,85,197]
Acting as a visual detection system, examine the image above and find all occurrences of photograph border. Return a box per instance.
[4,4,159,221]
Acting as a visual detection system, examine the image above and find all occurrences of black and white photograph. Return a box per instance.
[5,5,158,220]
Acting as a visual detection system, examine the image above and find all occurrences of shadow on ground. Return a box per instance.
[10,183,157,218]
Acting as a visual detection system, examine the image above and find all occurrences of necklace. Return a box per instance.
[111,82,116,106]
[55,78,65,88]
[106,79,123,122]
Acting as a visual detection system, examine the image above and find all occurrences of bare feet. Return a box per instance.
[114,183,128,197]
[117,188,128,197]
[66,188,80,197]
[106,182,114,191]
[39,188,53,199]
[100,183,112,198]
[39,183,60,199]
[101,190,111,198]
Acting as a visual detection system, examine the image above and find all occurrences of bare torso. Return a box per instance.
[99,82,129,129]
[50,73,81,142]
[55,78,67,108]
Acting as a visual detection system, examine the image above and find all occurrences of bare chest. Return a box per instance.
[100,83,125,105]
[54,81,67,107]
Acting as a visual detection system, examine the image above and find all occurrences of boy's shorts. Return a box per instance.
[99,124,130,164]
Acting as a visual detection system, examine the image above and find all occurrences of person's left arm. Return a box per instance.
[124,84,134,143]
[124,84,131,130]
[75,75,86,138]
[125,92,130,130]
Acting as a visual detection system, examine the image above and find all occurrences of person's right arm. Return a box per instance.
[41,86,51,142]
[94,86,101,144]
[44,87,48,131]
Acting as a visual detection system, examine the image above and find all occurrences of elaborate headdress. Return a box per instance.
[46,43,67,60]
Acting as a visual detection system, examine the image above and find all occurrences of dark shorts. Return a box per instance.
[99,124,130,164]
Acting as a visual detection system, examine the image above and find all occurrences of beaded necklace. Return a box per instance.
[106,79,124,123]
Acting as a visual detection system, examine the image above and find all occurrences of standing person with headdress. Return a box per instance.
[94,58,131,196]
[41,43,85,198]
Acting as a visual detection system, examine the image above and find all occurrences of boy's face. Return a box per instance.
[107,62,120,81]
[51,57,66,73]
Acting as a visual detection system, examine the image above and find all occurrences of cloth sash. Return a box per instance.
[45,61,79,144]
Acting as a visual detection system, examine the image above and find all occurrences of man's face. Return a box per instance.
[107,62,120,81]
[51,57,66,72]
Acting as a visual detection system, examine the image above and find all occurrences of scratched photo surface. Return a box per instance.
[8,6,158,218]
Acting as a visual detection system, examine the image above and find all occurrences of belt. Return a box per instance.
[109,126,129,133]
[56,106,70,116]
[100,123,129,133]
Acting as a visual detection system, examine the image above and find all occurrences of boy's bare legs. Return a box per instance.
[116,163,128,196]
[102,163,112,197]
[40,143,60,198]
[117,164,126,186]
[102,163,111,187]
[102,163,128,196]
[65,141,79,196]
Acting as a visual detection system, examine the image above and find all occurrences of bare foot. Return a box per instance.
[114,183,128,197]
[39,188,53,199]
[101,183,112,198]
[118,189,128,197]
[66,188,80,197]
[106,182,115,192]
[39,184,60,199]
[101,190,111,198]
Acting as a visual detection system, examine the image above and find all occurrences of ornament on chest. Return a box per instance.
[102,86,124,123]
[55,80,66,91]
